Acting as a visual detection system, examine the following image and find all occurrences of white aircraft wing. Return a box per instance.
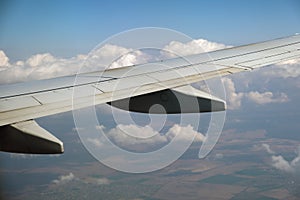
[1,34,299,154]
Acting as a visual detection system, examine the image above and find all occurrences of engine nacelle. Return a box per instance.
[108,85,226,114]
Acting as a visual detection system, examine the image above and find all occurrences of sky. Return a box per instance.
[0,0,300,61]
[1,1,300,199]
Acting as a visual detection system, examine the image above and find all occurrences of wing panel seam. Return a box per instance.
[0,78,116,100]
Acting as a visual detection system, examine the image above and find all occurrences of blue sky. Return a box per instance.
[0,0,299,61]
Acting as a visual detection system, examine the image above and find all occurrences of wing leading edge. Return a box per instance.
[1,34,299,154]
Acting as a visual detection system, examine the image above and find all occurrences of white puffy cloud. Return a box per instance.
[0,50,10,67]
[166,124,206,143]
[264,58,300,78]
[52,172,76,184]
[271,155,294,173]
[109,49,148,69]
[222,77,289,109]
[107,124,167,146]
[86,44,144,68]
[261,143,275,154]
[26,53,56,67]
[222,77,244,109]
[111,123,205,145]
[95,178,111,185]
[0,53,85,84]
[291,153,300,169]
[245,91,289,104]
[163,38,227,58]
[0,45,147,84]
[260,144,300,173]
[87,124,205,151]
[87,137,104,148]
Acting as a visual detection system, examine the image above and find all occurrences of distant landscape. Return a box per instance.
[1,110,299,200]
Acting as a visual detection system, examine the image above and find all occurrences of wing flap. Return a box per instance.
[33,88,74,104]
[94,74,157,93]
[0,96,41,112]
[0,120,64,154]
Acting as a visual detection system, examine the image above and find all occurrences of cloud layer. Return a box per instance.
[0,38,228,84]
[0,45,146,84]
[260,143,300,173]
[52,173,76,185]
[222,77,289,109]
[162,38,227,57]
[266,58,300,78]
[87,124,205,151]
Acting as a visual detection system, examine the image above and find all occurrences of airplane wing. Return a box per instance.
[1,34,300,154]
